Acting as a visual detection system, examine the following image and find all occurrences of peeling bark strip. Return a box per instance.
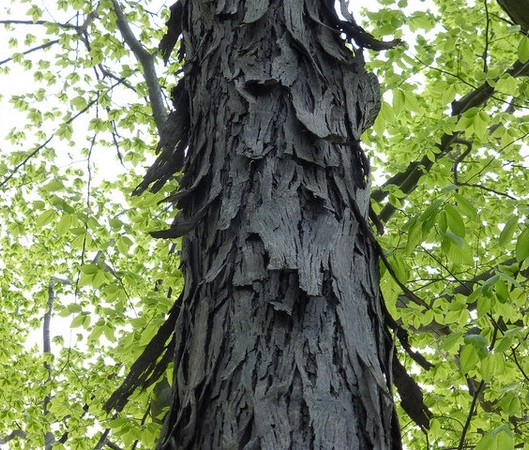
[151,1,400,448]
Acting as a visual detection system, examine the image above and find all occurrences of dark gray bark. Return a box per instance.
[497,0,529,32]
[144,1,400,448]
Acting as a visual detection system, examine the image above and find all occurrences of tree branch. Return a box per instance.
[372,58,529,223]
[0,12,99,67]
[0,95,99,189]
[0,39,59,66]
[399,256,523,338]
[110,0,167,134]
[457,380,485,450]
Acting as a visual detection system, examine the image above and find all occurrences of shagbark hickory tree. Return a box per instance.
[3,0,529,448]
[107,0,410,449]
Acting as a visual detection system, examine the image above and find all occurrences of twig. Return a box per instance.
[0,39,59,66]
[457,380,485,450]
[482,0,490,73]
[0,79,127,190]
[454,181,517,200]
[350,199,430,309]
[451,138,473,185]
[0,20,76,27]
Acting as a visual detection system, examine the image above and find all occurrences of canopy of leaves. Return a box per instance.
[0,0,181,448]
[0,0,529,449]
[362,1,529,448]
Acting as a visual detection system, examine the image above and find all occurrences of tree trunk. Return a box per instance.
[157,1,400,448]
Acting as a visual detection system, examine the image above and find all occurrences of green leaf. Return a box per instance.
[454,193,478,222]
[461,106,479,118]
[27,5,43,22]
[480,355,495,381]
[392,88,406,115]
[495,278,509,303]
[405,218,422,254]
[460,344,480,374]
[403,90,422,112]
[476,425,513,450]
[71,96,87,110]
[515,227,529,261]
[57,213,73,234]
[70,313,87,328]
[379,100,395,124]
[464,333,488,348]
[36,209,57,227]
[80,263,100,275]
[440,331,463,352]
[499,216,518,247]
[495,335,514,353]
[476,294,492,317]
[388,253,409,282]
[444,230,464,248]
[92,270,108,288]
[67,304,82,313]
[408,11,435,31]
[42,180,65,192]
[445,204,465,237]
[518,35,529,63]
[117,235,133,255]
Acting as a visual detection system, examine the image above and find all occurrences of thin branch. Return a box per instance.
[372,57,529,224]
[110,0,167,133]
[0,20,76,28]
[454,181,518,200]
[0,39,59,66]
[457,380,485,450]
[0,98,95,189]
[0,13,100,66]
[106,441,124,450]
[349,198,430,309]
[0,429,27,446]
[511,343,529,384]
[451,138,473,185]
[0,134,53,189]
[0,79,128,190]
[107,112,126,166]
[98,66,136,91]
[43,277,73,450]
[418,244,468,290]
[398,256,520,337]
[482,0,490,73]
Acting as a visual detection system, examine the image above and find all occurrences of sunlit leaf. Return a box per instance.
[515,227,529,261]
[518,35,529,63]
[499,215,518,247]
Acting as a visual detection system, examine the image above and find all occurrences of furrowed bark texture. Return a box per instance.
[156,1,399,448]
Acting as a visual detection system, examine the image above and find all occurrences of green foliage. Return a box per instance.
[362,0,529,448]
[0,0,180,448]
[2,0,529,449]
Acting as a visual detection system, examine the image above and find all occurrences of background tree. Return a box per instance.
[1,0,529,449]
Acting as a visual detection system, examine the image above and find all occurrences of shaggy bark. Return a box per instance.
[143,1,401,448]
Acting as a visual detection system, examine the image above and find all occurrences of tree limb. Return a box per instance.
[110,0,167,133]
[372,58,529,223]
